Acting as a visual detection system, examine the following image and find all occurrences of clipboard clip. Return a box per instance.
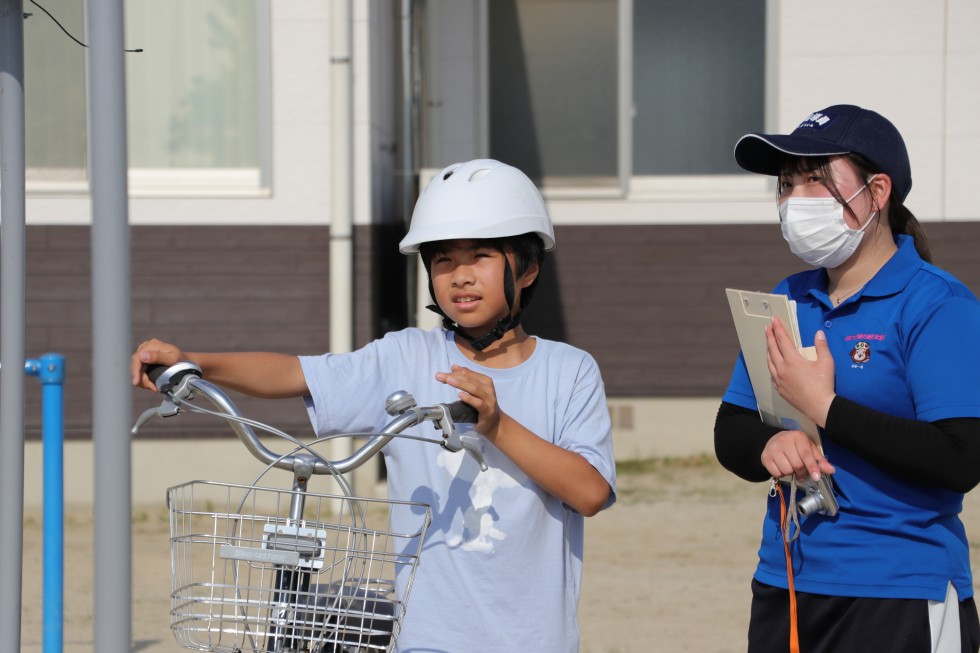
[741,295,775,318]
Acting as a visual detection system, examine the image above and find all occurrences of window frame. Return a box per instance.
[20,0,353,227]
[23,0,273,203]
[477,0,779,216]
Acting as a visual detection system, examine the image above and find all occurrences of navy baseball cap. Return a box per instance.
[734,104,912,202]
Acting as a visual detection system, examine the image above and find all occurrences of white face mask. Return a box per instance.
[778,176,877,268]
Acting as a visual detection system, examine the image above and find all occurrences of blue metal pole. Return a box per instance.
[26,353,65,653]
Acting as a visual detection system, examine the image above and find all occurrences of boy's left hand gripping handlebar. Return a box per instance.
[146,362,202,394]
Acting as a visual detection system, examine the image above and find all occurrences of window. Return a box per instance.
[486,0,766,190]
[633,0,765,175]
[488,0,618,187]
[24,0,268,195]
[23,0,87,187]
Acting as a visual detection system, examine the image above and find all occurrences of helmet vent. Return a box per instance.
[468,168,492,182]
[442,163,462,181]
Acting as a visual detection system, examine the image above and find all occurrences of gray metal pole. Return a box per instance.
[84,0,132,651]
[401,0,417,327]
[0,2,27,652]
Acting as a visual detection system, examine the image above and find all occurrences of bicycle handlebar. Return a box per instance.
[132,362,488,474]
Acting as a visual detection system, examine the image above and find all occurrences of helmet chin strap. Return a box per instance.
[425,258,520,352]
[427,306,523,351]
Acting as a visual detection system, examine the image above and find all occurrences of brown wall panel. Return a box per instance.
[4,221,979,440]
[523,221,980,397]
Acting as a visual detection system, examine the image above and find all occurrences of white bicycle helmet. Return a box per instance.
[400,159,554,351]
[399,159,556,254]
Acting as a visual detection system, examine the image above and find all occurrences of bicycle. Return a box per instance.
[131,361,487,653]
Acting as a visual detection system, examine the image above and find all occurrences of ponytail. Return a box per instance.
[888,195,932,263]
[843,153,932,263]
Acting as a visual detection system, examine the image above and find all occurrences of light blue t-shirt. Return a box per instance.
[723,235,980,601]
[300,327,616,653]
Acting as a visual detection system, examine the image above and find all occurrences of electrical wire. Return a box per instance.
[28,0,143,53]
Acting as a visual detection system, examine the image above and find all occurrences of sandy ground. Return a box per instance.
[19,457,980,653]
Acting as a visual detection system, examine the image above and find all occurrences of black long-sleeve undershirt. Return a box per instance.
[714,399,980,493]
[714,402,779,483]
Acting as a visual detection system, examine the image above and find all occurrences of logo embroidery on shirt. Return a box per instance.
[850,341,871,364]
[844,333,883,369]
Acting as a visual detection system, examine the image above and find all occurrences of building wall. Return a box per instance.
[9,0,980,457]
[775,0,980,223]
[8,225,384,442]
[422,0,980,226]
[534,221,980,396]
[8,220,980,442]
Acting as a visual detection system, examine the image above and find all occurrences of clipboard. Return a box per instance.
[725,288,821,447]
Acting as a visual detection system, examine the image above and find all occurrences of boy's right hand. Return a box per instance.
[132,338,188,391]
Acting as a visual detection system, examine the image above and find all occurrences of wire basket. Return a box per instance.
[167,480,431,653]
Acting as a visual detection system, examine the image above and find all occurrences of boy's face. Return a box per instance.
[428,239,537,335]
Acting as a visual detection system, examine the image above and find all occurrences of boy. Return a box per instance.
[132,159,617,652]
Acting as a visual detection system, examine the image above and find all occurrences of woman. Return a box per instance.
[715,105,980,653]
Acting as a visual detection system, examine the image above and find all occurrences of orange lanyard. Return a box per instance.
[775,481,801,653]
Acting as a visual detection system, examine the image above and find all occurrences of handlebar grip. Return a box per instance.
[447,401,478,424]
[146,361,203,393]
[146,364,168,384]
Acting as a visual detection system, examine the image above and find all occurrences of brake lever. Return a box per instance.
[131,407,159,435]
[435,405,488,472]
[458,435,489,472]
[132,362,204,435]
[130,398,181,435]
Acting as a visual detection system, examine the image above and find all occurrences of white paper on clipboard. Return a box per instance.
[725,288,821,447]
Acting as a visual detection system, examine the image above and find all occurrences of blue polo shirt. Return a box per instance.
[723,234,980,601]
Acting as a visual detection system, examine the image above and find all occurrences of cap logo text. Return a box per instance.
[798,112,832,129]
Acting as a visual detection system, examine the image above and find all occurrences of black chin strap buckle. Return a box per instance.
[470,321,508,351]
[426,305,522,352]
